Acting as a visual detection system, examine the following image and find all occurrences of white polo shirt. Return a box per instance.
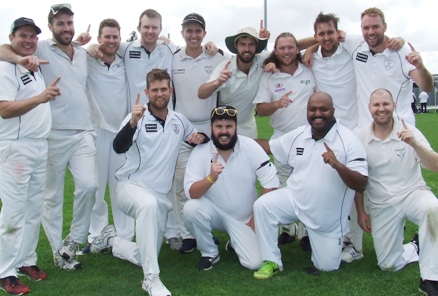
[343,35,416,128]
[253,63,316,134]
[311,43,358,130]
[86,54,129,133]
[115,109,195,195]
[270,122,368,236]
[208,51,271,125]
[184,136,279,221]
[355,119,430,209]
[172,47,227,134]
[35,39,91,131]
[0,63,51,140]
[119,40,176,108]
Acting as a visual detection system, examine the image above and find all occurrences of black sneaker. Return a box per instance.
[178,238,197,253]
[212,235,221,245]
[419,279,438,296]
[278,232,294,245]
[411,232,420,254]
[300,236,311,252]
[196,255,220,270]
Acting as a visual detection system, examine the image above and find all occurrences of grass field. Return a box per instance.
[3,113,438,296]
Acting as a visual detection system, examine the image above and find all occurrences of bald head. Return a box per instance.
[307,91,336,139]
[369,88,395,126]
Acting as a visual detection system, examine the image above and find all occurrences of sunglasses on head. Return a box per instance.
[50,3,71,16]
[211,107,237,118]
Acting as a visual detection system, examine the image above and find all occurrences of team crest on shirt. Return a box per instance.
[395,148,406,158]
[384,58,395,70]
[158,47,164,57]
[296,147,304,155]
[274,83,286,93]
[204,66,212,74]
[173,124,180,134]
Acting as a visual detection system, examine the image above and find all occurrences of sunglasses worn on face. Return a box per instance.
[211,107,237,118]
[50,3,72,16]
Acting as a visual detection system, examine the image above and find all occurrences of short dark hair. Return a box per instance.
[138,9,162,28]
[146,68,171,89]
[313,12,340,33]
[98,19,120,37]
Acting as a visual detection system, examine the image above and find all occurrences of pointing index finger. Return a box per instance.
[323,142,332,152]
[223,60,231,70]
[86,24,91,34]
[50,76,61,86]
[401,119,408,129]
[213,152,219,163]
[407,42,415,52]
[134,93,140,105]
[260,19,264,30]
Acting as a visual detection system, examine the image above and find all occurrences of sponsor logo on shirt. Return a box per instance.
[204,65,212,74]
[300,80,311,85]
[384,58,395,70]
[145,124,158,132]
[356,52,368,63]
[129,51,141,59]
[173,68,185,75]
[21,74,32,85]
[173,124,180,134]
[274,83,286,93]
[296,147,304,155]
[395,148,406,158]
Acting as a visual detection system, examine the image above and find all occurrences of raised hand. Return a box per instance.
[322,142,339,168]
[259,19,270,39]
[76,24,92,46]
[209,152,224,181]
[39,77,61,103]
[214,60,232,87]
[19,56,49,72]
[397,119,416,146]
[405,42,425,69]
[129,93,146,128]
[277,91,293,109]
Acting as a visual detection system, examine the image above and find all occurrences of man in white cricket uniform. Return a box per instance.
[167,13,227,253]
[354,88,438,295]
[0,4,98,270]
[198,25,270,139]
[183,105,279,270]
[418,90,429,113]
[254,32,316,185]
[84,18,130,250]
[253,92,368,279]
[0,18,59,294]
[343,7,434,128]
[90,69,207,296]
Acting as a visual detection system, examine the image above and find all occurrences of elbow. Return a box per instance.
[354,176,368,193]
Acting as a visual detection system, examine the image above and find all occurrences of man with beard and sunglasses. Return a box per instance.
[0,4,97,271]
[253,92,368,279]
[182,105,279,271]
[198,23,270,139]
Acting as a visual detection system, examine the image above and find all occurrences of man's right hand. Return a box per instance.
[213,60,232,88]
[209,152,224,181]
[39,77,61,103]
[129,93,146,128]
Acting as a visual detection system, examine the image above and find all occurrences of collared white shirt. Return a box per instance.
[311,43,358,130]
[36,39,91,131]
[270,122,368,236]
[253,63,316,133]
[86,54,129,133]
[0,63,51,139]
[184,135,279,221]
[343,35,416,128]
[355,119,430,208]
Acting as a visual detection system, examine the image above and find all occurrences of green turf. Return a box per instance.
[3,113,438,295]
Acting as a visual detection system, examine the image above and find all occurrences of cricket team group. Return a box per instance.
[0,2,437,296]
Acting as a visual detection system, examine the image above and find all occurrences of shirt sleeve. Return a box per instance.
[253,73,272,104]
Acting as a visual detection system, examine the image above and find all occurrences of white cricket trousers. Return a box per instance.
[183,197,263,270]
[112,181,171,276]
[88,128,134,243]
[254,187,343,271]
[369,188,438,281]
[0,139,47,278]
[42,130,97,252]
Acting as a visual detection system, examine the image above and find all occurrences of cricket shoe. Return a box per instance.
[178,238,197,253]
[18,265,47,281]
[142,274,171,296]
[0,276,30,295]
[419,278,438,296]
[90,224,117,254]
[53,252,82,271]
[341,244,363,263]
[58,234,79,260]
[254,261,280,280]
[196,255,220,270]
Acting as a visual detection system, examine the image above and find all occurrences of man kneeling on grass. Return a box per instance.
[182,105,279,271]
[253,92,368,279]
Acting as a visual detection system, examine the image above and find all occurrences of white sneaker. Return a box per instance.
[341,245,364,263]
[90,225,117,254]
[142,274,171,296]
[58,234,79,260]
[53,252,82,270]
